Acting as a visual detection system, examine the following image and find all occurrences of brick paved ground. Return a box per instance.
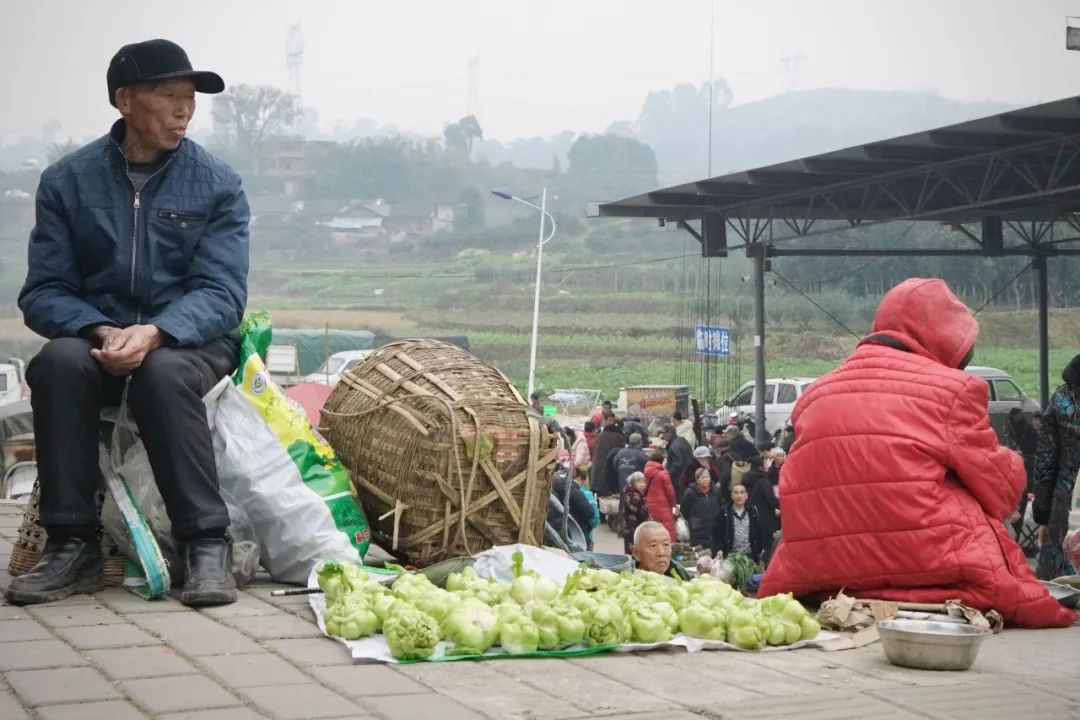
[2,500,1077,720]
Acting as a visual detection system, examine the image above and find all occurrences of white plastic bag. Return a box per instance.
[676,516,690,542]
[210,380,361,584]
[101,397,261,588]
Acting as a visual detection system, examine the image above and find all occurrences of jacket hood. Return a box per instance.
[1063,353,1080,387]
[864,278,978,369]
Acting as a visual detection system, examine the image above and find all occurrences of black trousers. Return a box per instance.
[27,336,238,541]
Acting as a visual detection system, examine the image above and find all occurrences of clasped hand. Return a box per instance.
[89,324,165,376]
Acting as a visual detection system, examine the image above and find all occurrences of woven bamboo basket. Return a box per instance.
[8,480,125,586]
[320,339,558,566]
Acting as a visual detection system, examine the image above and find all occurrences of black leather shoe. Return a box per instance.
[5,537,105,605]
[180,538,237,606]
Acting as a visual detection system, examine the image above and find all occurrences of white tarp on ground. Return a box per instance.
[308,544,836,664]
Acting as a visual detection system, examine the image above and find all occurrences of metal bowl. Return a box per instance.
[876,619,991,671]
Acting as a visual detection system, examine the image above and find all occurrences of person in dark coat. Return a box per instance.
[6,39,247,608]
[681,445,721,492]
[714,484,767,563]
[613,433,649,494]
[622,472,651,554]
[742,457,780,564]
[622,417,650,445]
[589,416,626,496]
[680,468,723,552]
[551,469,597,544]
[1033,353,1080,580]
[661,425,694,496]
[716,426,759,490]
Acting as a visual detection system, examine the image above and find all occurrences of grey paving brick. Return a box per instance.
[0,639,89,671]
[362,693,485,720]
[28,604,124,628]
[5,666,121,705]
[569,714,716,720]
[568,653,760,706]
[36,700,147,720]
[120,675,240,715]
[872,679,1080,719]
[393,660,579,720]
[128,611,262,656]
[198,592,281,618]
[0,688,31,720]
[158,710,270,720]
[238,682,364,720]
[219,613,322,640]
[30,593,99,606]
[718,691,928,720]
[264,638,354,666]
[490,657,672,715]
[306,664,430,698]
[95,587,187,614]
[0,617,52,642]
[88,646,201,681]
[195,652,311,688]
[54,623,162,650]
[0,604,28,620]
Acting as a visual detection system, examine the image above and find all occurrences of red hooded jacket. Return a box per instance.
[643,460,677,541]
[759,279,1075,628]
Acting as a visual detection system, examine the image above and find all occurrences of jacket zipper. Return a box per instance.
[123,158,171,322]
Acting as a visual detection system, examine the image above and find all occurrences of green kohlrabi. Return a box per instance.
[628,604,673,643]
[323,596,378,640]
[444,600,499,655]
[383,607,441,661]
[498,613,541,654]
[584,601,629,647]
[677,604,727,641]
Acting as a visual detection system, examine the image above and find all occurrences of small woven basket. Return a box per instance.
[321,339,558,566]
[8,480,124,586]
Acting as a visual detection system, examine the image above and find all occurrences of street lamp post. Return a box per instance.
[491,188,557,400]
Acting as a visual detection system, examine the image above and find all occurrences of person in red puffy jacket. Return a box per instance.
[643,450,677,541]
[759,278,1076,628]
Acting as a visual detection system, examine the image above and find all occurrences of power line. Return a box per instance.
[769,269,862,340]
[972,260,1036,316]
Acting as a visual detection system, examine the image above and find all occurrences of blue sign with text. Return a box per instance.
[694,325,731,357]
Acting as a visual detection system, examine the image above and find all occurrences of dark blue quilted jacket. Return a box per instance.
[18,120,249,347]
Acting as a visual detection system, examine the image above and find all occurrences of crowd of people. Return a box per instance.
[564,406,788,572]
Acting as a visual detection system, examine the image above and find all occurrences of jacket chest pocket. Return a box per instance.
[152,210,207,273]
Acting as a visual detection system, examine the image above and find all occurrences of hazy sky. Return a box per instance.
[3,0,1080,145]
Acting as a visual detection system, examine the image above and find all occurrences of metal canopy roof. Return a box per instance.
[592,95,1080,252]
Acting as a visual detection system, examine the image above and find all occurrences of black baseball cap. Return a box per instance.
[107,39,224,107]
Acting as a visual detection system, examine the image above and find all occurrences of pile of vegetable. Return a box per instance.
[316,552,820,661]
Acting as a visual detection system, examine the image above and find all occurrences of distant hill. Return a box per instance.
[606,86,1012,186]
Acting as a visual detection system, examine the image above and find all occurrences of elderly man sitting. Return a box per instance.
[631,521,690,580]
[6,39,248,607]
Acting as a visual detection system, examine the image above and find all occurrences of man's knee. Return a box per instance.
[27,338,97,390]
[129,348,202,404]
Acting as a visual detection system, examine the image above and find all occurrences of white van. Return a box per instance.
[302,350,376,387]
[716,377,816,437]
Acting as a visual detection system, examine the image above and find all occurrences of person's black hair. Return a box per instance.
[564,428,577,445]
[601,399,612,408]
[530,392,540,401]
[756,442,774,453]
[1063,353,1080,387]
[583,420,596,433]
[672,411,683,421]
[649,449,664,462]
